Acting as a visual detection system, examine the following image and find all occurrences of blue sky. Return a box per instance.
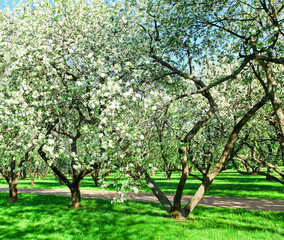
[0,0,21,10]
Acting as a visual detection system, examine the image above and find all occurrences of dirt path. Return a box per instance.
[1,187,283,212]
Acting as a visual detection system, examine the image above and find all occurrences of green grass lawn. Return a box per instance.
[0,192,283,240]
[0,170,283,199]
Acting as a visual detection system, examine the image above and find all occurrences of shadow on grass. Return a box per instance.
[0,192,283,240]
[208,183,284,193]
[142,180,284,198]
[1,171,283,200]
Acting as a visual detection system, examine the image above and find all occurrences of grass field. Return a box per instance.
[0,192,283,240]
[0,170,283,199]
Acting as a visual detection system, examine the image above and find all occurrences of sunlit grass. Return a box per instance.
[0,192,283,240]
[0,169,283,199]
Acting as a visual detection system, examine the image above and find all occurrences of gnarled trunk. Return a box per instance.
[1,158,22,202]
[9,180,18,202]
[70,187,81,209]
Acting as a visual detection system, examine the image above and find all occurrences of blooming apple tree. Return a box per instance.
[116,0,283,220]
[0,0,148,207]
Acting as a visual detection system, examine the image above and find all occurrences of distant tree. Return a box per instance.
[0,86,39,201]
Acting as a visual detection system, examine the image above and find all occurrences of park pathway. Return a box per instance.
[0,187,283,212]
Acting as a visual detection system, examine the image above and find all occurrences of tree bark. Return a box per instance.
[91,168,100,187]
[70,186,81,209]
[145,172,173,214]
[30,172,35,185]
[1,159,21,202]
[172,147,189,218]
[9,180,18,202]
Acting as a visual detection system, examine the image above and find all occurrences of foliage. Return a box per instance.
[0,0,283,217]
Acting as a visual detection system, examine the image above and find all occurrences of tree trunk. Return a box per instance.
[21,169,27,180]
[30,172,35,185]
[91,168,100,187]
[145,172,173,214]
[70,187,81,209]
[171,147,189,219]
[9,181,18,202]
[166,171,172,180]
[36,167,41,179]
[184,177,210,215]
[260,62,284,137]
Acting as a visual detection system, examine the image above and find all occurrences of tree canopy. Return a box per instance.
[0,0,283,219]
